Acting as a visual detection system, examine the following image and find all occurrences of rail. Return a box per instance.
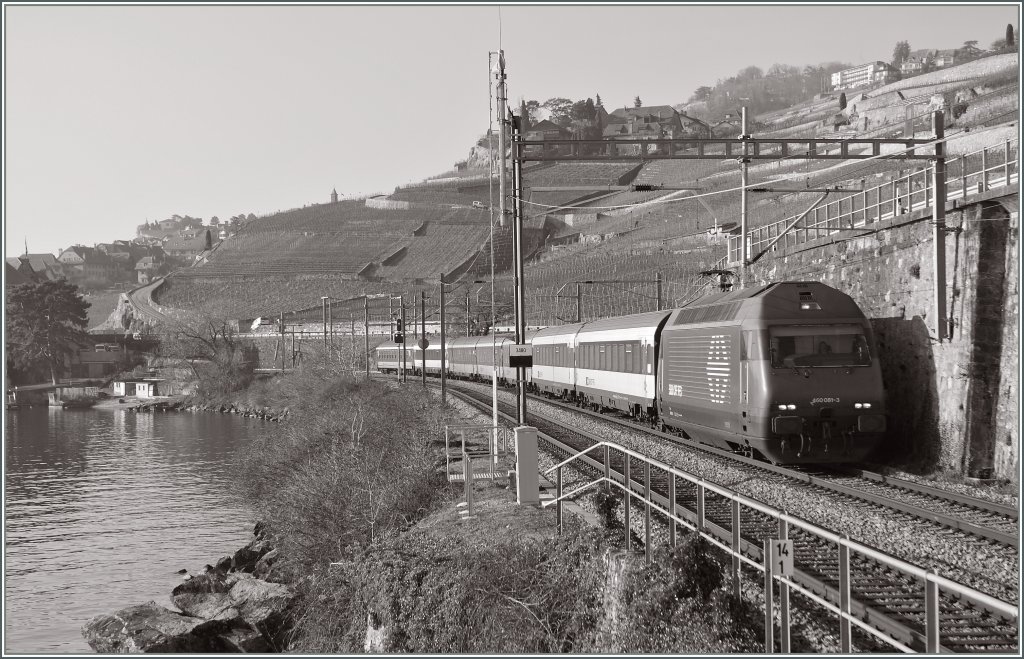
[727,138,1018,264]
[542,440,1018,654]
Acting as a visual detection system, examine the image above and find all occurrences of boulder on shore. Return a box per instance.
[82,601,238,653]
[83,525,292,653]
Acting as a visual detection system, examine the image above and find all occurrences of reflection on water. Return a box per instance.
[4,407,256,653]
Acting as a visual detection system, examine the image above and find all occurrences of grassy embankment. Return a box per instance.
[225,363,762,652]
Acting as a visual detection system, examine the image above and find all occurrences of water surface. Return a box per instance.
[4,407,257,653]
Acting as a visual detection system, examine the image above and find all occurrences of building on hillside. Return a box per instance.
[134,255,167,284]
[603,105,710,155]
[97,242,133,264]
[330,188,338,203]
[524,120,572,155]
[900,49,933,75]
[163,230,213,261]
[830,61,897,90]
[9,253,65,281]
[5,260,37,286]
[931,49,959,68]
[58,245,120,284]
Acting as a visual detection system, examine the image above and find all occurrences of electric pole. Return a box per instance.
[421,291,427,388]
[511,112,527,425]
[739,106,750,289]
[496,51,508,228]
[439,275,447,406]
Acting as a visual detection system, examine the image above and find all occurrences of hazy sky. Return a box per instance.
[4,2,1019,257]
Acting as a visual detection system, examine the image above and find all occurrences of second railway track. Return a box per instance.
[441,379,1018,653]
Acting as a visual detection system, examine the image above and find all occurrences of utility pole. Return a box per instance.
[655,272,663,311]
[327,300,333,362]
[363,297,370,378]
[739,106,751,289]
[511,112,527,425]
[576,282,583,323]
[421,291,427,388]
[279,312,285,373]
[495,51,508,228]
[439,275,447,406]
[321,296,328,364]
[932,110,947,342]
[350,313,355,374]
[467,293,471,336]
[400,295,407,383]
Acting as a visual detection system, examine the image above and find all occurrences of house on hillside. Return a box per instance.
[603,105,711,155]
[931,49,959,68]
[830,61,896,90]
[524,120,572,155]
[134,255,167,284]
[900,49,933,75]
[5,261,37,287]
[59,245,114,281]
[9,253,65,281]
[163,230,213,261]
[97,242,132,264]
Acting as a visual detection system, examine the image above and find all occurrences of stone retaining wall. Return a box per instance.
[747,192,1018,480]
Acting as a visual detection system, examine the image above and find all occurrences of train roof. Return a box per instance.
[534,323,584,339]
[578,309,672,334]
[668,281,865,325]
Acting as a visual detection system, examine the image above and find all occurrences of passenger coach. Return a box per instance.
[573,311,671,421]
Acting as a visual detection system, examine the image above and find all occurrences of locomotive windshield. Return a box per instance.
[769,325,871,368]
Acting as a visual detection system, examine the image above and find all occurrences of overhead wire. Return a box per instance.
[514,108,1017,214]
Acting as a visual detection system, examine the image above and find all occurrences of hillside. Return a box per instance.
[152,52,1018,325]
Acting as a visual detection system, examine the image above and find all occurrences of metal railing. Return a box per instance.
[444,424,512,481]
[542,440,1018,654]
[728,138,1018,264]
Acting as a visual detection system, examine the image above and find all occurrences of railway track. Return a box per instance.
[444,381,1018,653]
[454,379,1017,550]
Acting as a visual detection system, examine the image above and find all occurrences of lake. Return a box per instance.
[4,407,258,652]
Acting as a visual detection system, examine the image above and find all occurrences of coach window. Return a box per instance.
[624,344,634,373]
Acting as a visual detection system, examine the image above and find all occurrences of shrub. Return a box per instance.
[591,488,622,529]
[288,524,608,653]
[618,535,762,653]
[236,369,452,569]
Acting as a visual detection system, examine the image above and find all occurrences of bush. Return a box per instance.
[618,535,762,653]
[289,525,608,653]
[236,369,451,569]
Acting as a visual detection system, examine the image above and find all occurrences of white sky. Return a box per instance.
[4,2,1020,257]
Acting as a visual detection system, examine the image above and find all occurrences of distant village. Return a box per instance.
[5,213,255,292]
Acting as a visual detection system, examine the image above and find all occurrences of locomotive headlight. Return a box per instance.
[854,402,872,409]
[777,404,797,410]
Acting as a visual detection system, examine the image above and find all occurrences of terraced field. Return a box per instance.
[154,54,1017,325]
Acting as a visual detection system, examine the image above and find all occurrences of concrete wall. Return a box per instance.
[365,197,411,211]
[746,191,1018,480]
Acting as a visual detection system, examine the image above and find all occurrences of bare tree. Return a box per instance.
[157,317,256,398]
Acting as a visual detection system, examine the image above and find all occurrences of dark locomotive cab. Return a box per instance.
[657,282,886,464]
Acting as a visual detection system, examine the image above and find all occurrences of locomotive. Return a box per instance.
[376,281,886,464]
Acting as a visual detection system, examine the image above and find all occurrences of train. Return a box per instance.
[376,281,886,464]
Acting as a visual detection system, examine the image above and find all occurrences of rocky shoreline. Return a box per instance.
[82,523,296,653]
[129,399,291,423]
